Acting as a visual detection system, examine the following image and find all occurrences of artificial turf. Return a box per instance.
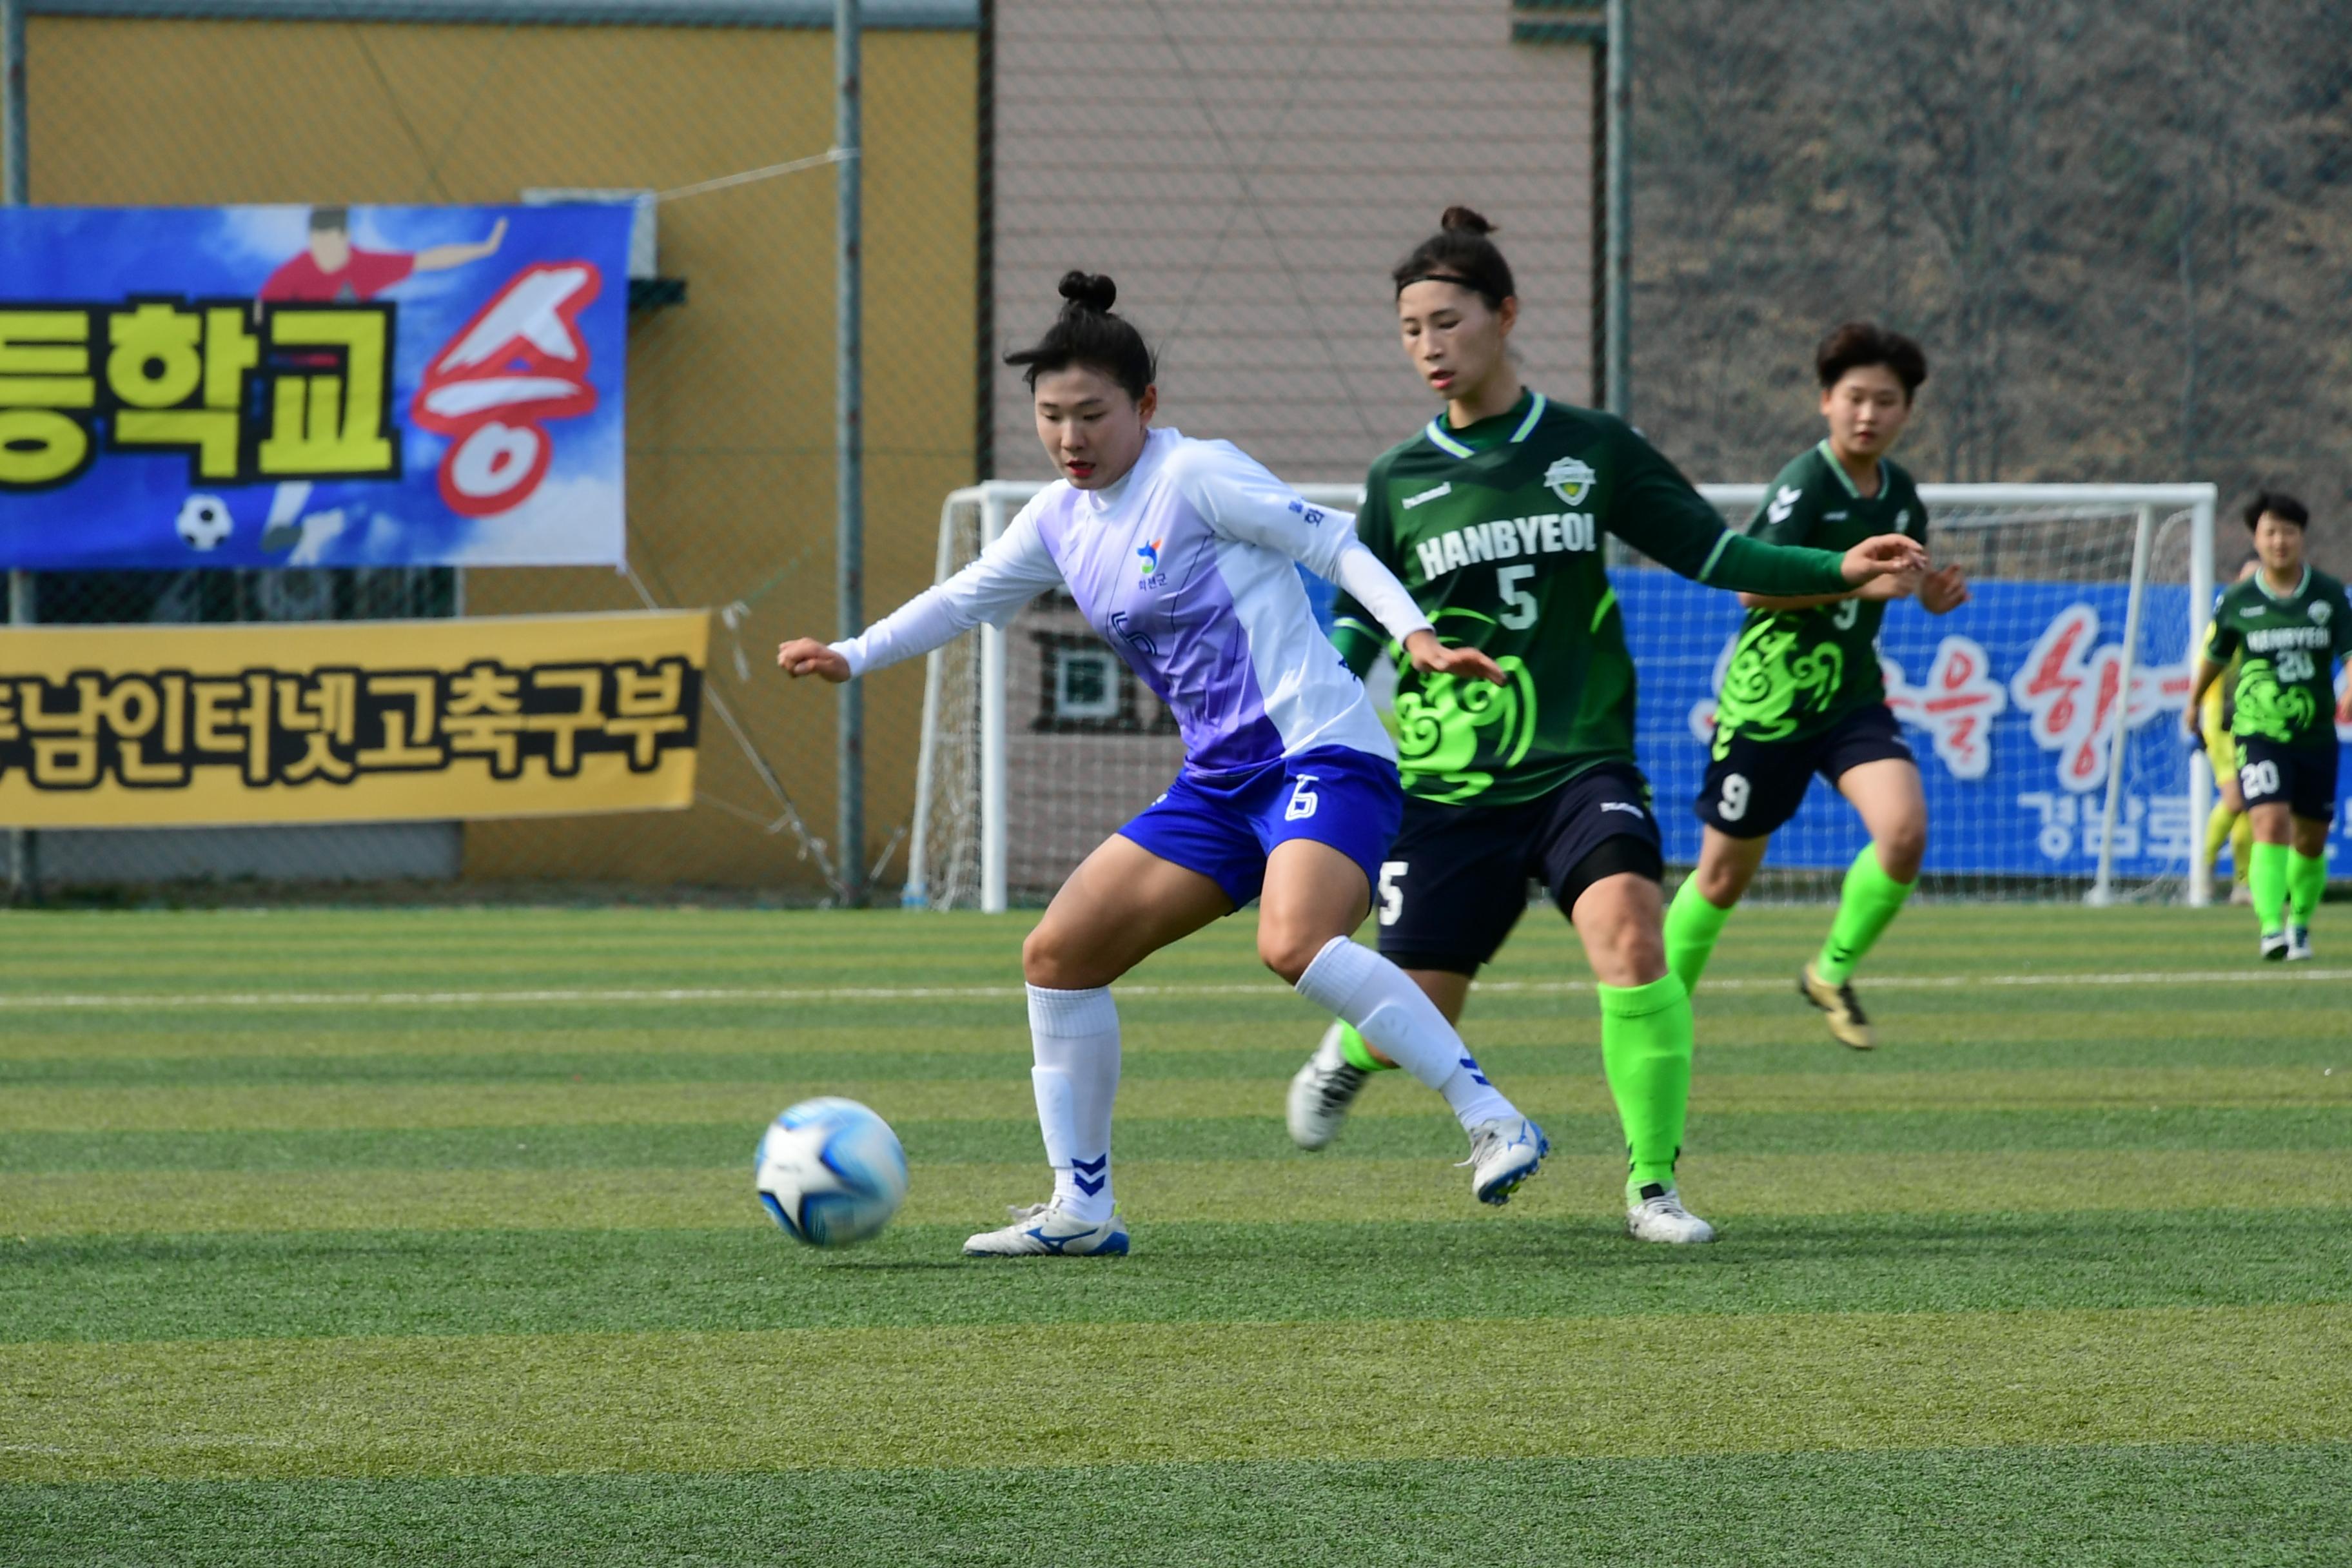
[1,903,2347,1563]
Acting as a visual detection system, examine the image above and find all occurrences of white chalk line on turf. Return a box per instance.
[0,968,2346,1010]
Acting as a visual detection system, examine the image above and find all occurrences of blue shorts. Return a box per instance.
[1117,745,1404,910]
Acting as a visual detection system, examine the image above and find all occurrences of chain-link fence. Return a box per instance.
[6,1,2349,900]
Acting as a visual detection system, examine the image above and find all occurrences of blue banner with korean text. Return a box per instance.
[1611,571,2352,879]
[0,204,630,569]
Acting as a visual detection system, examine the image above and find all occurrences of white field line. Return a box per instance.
[0,968,2346,1011]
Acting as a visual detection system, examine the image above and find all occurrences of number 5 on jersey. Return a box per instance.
[1497,565,1538,629]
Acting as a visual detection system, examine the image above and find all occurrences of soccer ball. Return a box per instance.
[754,1097,908,1247]
[176,494,233,552]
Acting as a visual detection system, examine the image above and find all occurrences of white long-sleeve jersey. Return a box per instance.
[832,427,1431,776]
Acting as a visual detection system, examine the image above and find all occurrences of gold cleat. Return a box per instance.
[1799,961,1876,1050]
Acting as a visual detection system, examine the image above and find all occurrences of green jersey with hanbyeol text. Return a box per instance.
[1330,391,1854,806]
[2204,565,2352,751]
[1709,442,1929,760]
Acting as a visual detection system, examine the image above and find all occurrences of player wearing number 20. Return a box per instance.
[1286,211,1928,1244]
[2185,493,2352,962]
[1663,324,1966,1050]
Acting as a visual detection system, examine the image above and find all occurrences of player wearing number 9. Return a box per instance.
[779,270,1560,1260]
[1664,322,1965,1051]
[2183,492,2352,962]
[1286,210,1928,1246]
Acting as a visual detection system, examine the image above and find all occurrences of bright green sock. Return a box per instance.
[2203,801,2239,875]
[1597,975,1692,1202]
[1815,844,1916,985]
[2249,841,2289,933]
[1337,1024,1398,1073]
[1663,876,1734,998]
[2288,849,2328,926]
[2230,814,2255,884]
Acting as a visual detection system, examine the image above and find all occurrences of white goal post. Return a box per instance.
[908,480,2217,914]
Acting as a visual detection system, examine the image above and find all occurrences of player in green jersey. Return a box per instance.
[2184,492,2352,961]
[1660,323,1966,1048]
[1283,208,1926,1242]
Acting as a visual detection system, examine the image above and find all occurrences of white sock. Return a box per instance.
[1293,937,1516,1132]
[1027,983,1119,1223]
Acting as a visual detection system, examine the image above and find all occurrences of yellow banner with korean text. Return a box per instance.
[0,611,707,827]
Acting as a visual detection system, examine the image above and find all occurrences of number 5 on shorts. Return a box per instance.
[1377,860,1407,925]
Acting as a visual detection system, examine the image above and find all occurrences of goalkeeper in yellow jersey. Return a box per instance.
[2200,556,2260,904]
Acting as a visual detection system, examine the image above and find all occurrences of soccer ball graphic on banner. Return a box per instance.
[175,494,233,552]
[754,1097,908,1247]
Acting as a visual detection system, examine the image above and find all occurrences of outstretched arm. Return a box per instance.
[2184,658,2227,740]
[1177,442,1500,685]
[415,217,509,273]
[780,504,1061,683]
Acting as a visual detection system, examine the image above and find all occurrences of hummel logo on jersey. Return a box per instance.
[1402,482,1453,510]
[1599,800,1646,817]
[1768,485,1802,525]
[1415,511,1597,585]
[1544,455,1596,506]
[1824,510,1848,522]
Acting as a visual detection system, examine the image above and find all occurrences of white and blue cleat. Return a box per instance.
[1462,1117,1549,1206]
[963,1202,1131,1257]
[2287,925,2315,962]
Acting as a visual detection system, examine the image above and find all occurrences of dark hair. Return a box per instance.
[2244,490,2309,531]
[1003,271,1157,402]
[1816,321,1928,400]
[308,205,349,235]
[1392,206,1515,308]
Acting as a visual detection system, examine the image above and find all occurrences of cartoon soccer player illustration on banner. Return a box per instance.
[255,206,508,554]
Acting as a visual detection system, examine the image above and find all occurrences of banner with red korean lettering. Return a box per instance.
[0,611,705,827]
[0,204,629,567]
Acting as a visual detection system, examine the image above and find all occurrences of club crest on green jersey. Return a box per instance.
[1544,456,1596,507]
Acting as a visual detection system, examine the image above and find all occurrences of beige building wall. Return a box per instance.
[26,15,979,890]
[992,0,1597,485]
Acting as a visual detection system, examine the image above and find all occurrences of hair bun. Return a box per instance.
[1057,270,1118,313]
[1438,206,1495,237]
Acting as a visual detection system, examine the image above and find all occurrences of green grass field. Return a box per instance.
[3,901,2349,1565]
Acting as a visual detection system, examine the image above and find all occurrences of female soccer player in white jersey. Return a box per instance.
[780,271,1551,1257]
[1282,211,1927,1243]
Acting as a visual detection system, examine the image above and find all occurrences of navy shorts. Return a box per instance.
[1117,744,1404,910]
[2237,737,2340,821]
[1376,762,1665,976]
[1698,703,1916,839]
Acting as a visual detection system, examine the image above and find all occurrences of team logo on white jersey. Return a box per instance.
[1544,456,1596,507]
[1402,482,1453,510]
[1767,485,1802,525]
[1135,537,1164,585]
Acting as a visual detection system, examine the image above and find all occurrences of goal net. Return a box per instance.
[906,481,2219,911]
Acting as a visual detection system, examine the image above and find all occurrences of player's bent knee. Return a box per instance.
[1256,927,1333,987]
[1877,824,1927,881]
[1022,923,1098,990]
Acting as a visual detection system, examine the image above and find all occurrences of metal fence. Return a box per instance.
[5,0,2349,900]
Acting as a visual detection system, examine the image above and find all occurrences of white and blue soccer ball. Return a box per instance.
[754,1097,908,1248]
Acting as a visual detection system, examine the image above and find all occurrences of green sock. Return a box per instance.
[2249,841,2289,934]
[1663,876,1734,997]
[2288,849,2328,926]
[1597,975,1692,1202]
[1337,1024,1398,1073]
[1816,843,1916,985]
